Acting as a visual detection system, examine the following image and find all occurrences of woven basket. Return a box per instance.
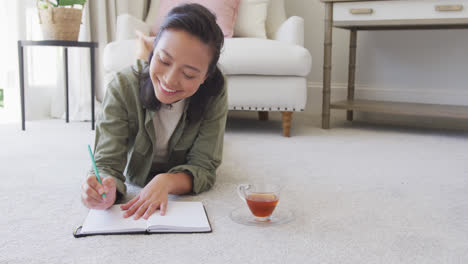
[37,0,83,41]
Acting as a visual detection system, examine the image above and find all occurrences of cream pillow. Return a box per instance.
[234,0,270,38]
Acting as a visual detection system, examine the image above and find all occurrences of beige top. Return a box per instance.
[152,99,186,164]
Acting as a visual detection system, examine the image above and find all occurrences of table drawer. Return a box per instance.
[334,0,468,22]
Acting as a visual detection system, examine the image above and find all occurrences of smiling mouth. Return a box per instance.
[158,80,178,94]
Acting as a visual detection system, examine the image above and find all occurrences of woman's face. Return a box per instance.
[149,29,213,105]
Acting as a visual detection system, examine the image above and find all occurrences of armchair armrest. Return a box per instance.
[273,16,304,46]
[116,14,152,41]
[103,39,137,74]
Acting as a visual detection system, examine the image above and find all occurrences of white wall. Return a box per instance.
[285,0,468,125]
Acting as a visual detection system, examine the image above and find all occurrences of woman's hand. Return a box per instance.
[120,173,172,219]
[120,172,193,220]
[81,175,117,210]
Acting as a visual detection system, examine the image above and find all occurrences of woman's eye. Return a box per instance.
[184,73,195,79]
[159,58,170,65]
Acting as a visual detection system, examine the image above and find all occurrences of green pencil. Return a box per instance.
[88,145,106,198]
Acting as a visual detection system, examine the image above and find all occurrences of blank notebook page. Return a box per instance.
[81,205,146,234]
[147,201,210,231]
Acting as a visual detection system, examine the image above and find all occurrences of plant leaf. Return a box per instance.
[58,0,86,6]
[39,0,57,9]
[39,0,58,8]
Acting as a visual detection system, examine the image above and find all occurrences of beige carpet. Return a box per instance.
[1,114,467,263]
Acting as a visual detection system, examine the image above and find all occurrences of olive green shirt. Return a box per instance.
[90,60,228,196]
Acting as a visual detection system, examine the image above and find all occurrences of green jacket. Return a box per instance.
[91,60,228,196]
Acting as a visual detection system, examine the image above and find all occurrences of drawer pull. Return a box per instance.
[349,8,373,15]
[435,5,463,12]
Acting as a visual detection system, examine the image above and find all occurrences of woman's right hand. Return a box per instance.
[81,175,117,210]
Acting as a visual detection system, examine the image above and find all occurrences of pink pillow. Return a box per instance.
[151,0,241,38]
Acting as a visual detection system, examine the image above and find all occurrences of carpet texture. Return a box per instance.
[1,115,467,263]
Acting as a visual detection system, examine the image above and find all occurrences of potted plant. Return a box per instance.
[37,0,87,41]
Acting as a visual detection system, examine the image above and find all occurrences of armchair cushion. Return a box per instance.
[233,0,269,38]
[219,38,311,77]
[274,16,304,46]
[103,39,137,73]
[266,0,287,39]
[115,14,151,41]
[150,0,241,37]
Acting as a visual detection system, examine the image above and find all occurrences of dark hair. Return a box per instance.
[136,3,225,121]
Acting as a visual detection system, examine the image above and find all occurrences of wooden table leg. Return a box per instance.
[322,3,333,129]
[281,111,292,137]
[258,111,269,121]
[347,29,357,121]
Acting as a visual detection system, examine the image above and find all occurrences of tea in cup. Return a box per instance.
[237,183,281,222]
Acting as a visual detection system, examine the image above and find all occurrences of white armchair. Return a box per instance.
[103,0,312,137]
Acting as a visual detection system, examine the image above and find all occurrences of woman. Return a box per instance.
[81,3,227,220]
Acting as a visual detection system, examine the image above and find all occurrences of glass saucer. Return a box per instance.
[229,206,295,227]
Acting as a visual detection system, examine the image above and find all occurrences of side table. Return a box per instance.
[17,40,98,130]
[320,0,468,129]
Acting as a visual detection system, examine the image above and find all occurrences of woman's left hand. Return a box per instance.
[120,173,172,220]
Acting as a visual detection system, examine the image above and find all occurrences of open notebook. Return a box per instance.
[74,201,211,237]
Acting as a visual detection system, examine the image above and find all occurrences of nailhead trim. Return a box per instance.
[228,106,304,112]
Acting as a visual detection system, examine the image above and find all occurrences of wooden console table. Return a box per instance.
[320,0,468,128]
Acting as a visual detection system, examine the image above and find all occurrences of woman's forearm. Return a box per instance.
[157,172,193,195]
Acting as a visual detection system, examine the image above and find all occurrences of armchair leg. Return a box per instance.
[258,111,269,121]
[281,111,293,137]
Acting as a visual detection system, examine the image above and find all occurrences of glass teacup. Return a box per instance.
[237,183,281,222]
